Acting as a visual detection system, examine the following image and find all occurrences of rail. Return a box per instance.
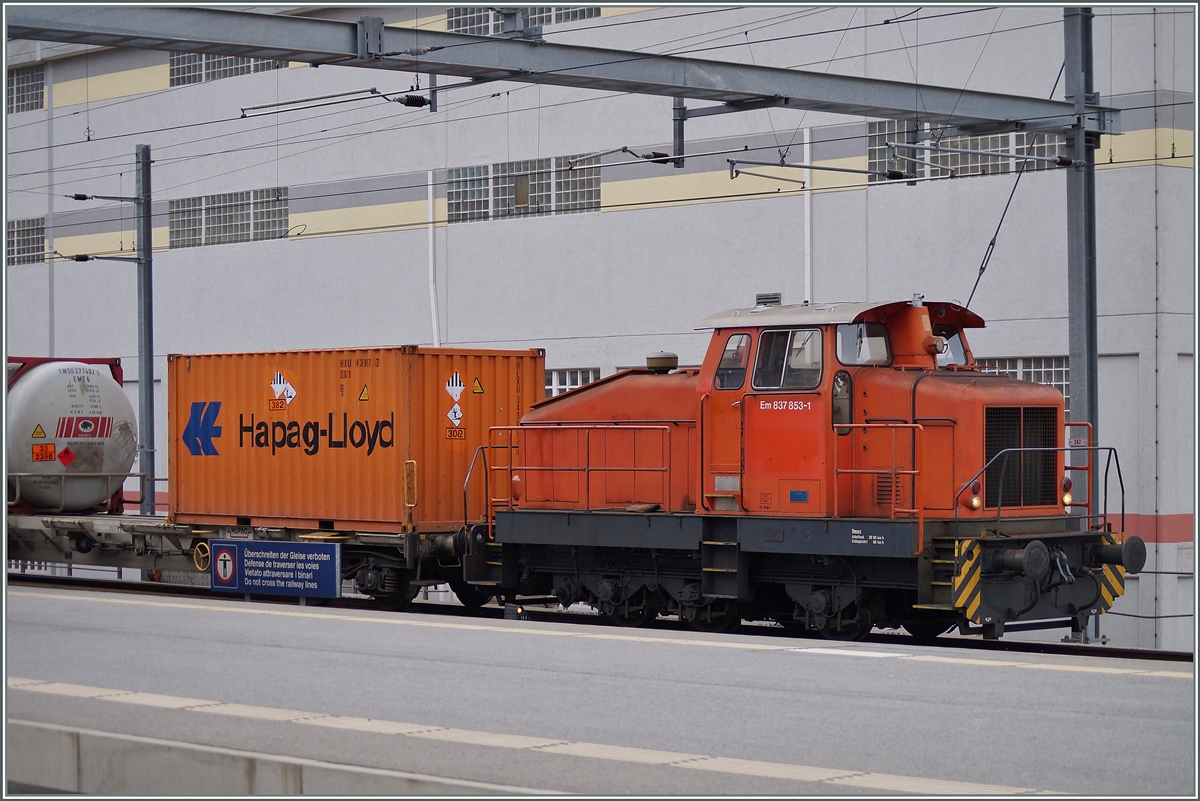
[832,422,926,556]
[7,471,150,515]
[484,424,673,539]
[953,443,1124,537]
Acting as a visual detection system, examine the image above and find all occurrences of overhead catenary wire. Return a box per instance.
[965,61,1066,308]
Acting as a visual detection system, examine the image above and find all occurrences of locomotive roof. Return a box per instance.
[695,300,985,330]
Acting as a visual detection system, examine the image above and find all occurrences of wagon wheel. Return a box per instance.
[374,588,418,612]
[449,581,495,611]
[192,541,211,572]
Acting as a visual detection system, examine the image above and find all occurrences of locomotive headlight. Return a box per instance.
[960,480,982,510]
[1061,476,1073,506]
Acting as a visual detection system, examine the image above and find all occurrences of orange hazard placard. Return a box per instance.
[445,428,466,440]
[32,443,56,462]
[268,398,287,411]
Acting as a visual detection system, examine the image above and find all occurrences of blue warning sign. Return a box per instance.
[209,540,341,598]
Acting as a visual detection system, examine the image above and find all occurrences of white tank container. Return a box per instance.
[7,361,138,511]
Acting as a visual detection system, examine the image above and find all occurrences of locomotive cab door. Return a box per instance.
[740,328,828,515]
[702,332,752,512]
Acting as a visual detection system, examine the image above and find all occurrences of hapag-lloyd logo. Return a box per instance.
[239,412,394,456]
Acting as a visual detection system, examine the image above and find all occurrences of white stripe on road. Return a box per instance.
[9,590,1191,678]
[9,676,1047,795]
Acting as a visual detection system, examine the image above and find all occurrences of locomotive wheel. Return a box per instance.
[449,581,495,611]
[685,600,741,633]
[902,617,956,641]
[606,590,660,628]
[818,605,874,641]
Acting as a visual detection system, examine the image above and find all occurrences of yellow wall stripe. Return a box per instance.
[54,65,169,108]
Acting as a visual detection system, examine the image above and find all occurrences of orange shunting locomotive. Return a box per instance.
[475,297,1144,639]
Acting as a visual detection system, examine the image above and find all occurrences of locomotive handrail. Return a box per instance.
[462,445,491,531]
[485,424,673,523]
[7,471,148,515]
[953,445,1124,539]
[832,422,926,556]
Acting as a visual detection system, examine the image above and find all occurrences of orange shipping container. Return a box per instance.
[168,346,544,533]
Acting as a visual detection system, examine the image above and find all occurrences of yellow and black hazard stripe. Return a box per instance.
[952,540,983,623]
[1096,532,1127,612]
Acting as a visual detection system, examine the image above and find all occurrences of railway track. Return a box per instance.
[8,572,1191,664]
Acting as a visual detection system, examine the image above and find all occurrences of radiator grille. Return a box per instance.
[984,407,1058,507]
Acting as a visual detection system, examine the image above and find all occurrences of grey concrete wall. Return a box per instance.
[6,719,533,794]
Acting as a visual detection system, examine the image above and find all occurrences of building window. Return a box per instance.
[448,156,599,223]
[867,120,924,182]
[1013,132,1067,172]
[546,368,600,398]
[447,7,598,34]
[494,159,553,218]
[978,356,1071,420]
[868,123,1067,181]
[168,197,203,249]
[555,7,600,23]
[169,53,285,87]
[7,64,45,114]
[447,7,495,34]
[6,217,46,266]
[447,166,491,222]
[168,188,288,249]
[928,133,1011,178]
[554,155,601,213]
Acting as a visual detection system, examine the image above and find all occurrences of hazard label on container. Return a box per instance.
[473,378,485,394]
[32,424,46,438]
[32,443,56,462]
[359,385,369,401]
[268,399,286,411]
[446,427,466,440]
[445,373,464,402]
[447,403,463,427]
[58,446,75,467]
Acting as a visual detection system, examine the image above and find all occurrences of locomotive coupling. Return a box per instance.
[988,540,1051,583]
[1088,536,1147,574]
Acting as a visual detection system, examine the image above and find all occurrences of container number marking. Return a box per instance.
[446,427,466,440]
[32,444,56,462]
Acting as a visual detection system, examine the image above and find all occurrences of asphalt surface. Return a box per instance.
[6,586,1195,795]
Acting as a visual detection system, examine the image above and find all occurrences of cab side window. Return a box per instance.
[715,333,751,390]
[753,329,822,390]
[836,322,891,366]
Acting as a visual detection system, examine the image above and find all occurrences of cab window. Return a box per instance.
[753,329,822,390]
[715,333,751,390]
[934,324,969,366]
[836,322,891,366]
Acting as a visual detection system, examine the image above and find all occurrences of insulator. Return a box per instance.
[72,255,91,262]
[645,151,671,163]
[401,94,428,107]
[71,193,90,201]
[885,170,906,180]
[1055,155,1074,167]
